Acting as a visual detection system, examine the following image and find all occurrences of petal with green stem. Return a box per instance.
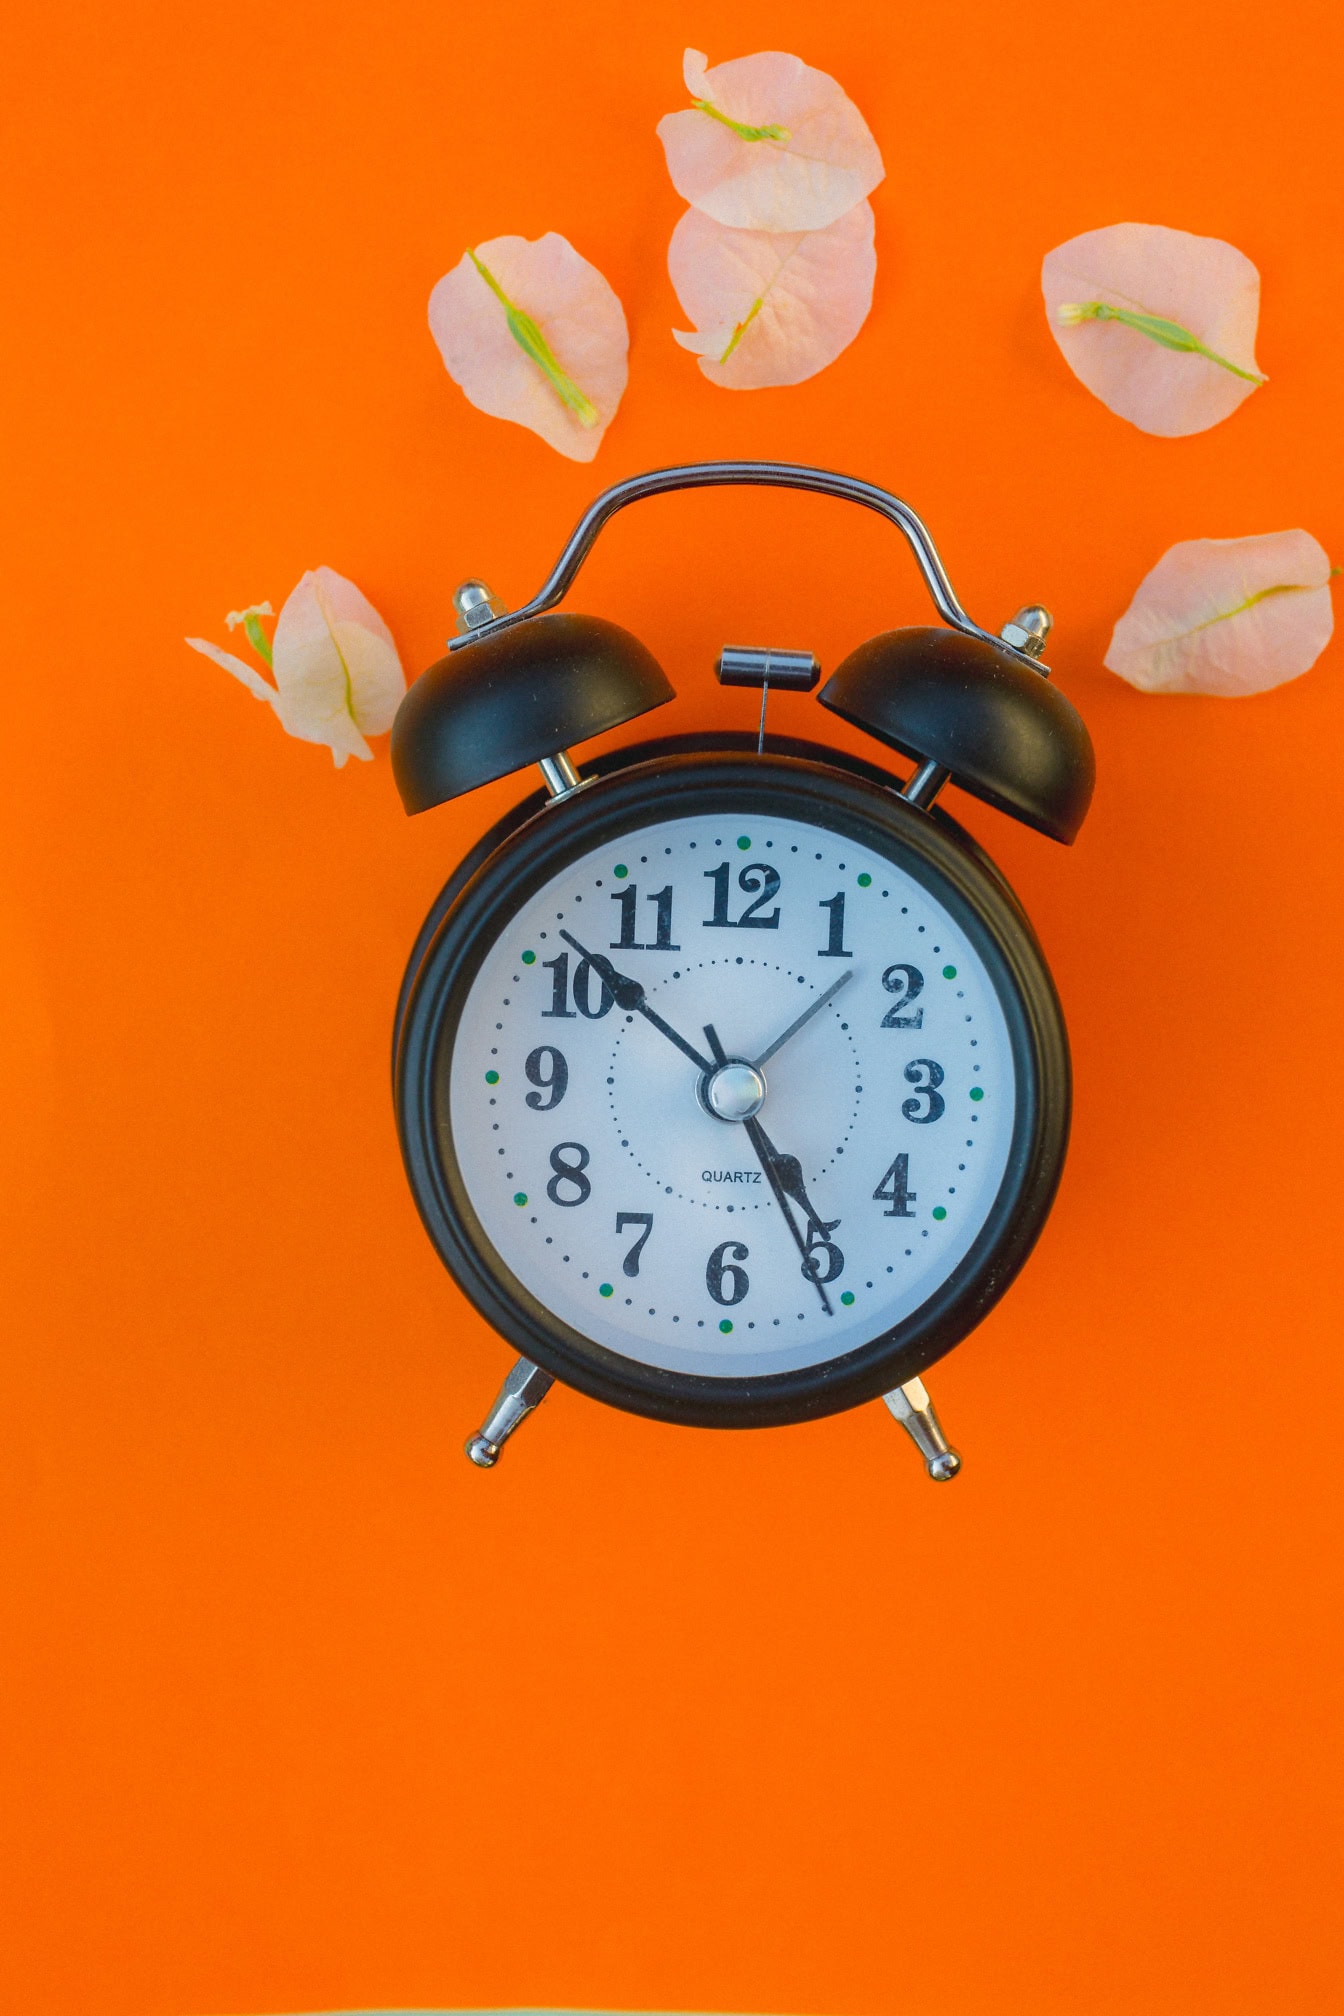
[669,199,875,389]
[1105,532,1333,695]
[429,233,628,462]
[658,48,884,234]
[270,568,405,767]
[1042,222,1264,437]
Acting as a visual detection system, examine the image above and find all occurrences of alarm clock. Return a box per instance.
[390,463,1094,1480]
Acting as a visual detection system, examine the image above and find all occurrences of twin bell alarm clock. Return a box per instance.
[389,463,1094,1480]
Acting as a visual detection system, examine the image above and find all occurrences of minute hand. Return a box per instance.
[558,930,713,1074]
[751,969,854,1070]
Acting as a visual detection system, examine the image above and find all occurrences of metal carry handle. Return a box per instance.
[448,460,1008,656]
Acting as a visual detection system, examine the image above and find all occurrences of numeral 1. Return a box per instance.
[817,892,853,958]
[540,952,575,1018]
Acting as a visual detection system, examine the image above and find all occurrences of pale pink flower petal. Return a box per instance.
[429,232,628,462]
[669,199,875,390]
[271,567,405,766]
[1105,532,1333,696]
[1042,222,1264,437]
[185,636,279,709]
[658,48,883,233]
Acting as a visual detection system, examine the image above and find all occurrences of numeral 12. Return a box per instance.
[703,861,781,929]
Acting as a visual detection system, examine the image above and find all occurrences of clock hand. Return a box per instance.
[749,1118,837,1245]
[743,1118,835,1317]
[559,930,713,1074]
[703,1023,834,1317]
[751,969,854,1070]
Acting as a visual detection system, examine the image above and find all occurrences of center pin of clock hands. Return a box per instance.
[557,930,714,1073]
[702,1021,836,1318]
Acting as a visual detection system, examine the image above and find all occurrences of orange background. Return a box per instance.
[2,1,1342,2011]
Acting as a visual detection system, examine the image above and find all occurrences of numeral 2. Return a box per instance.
[880,963,924,1028]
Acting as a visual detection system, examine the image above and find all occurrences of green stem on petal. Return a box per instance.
[692,97,790,143]
[1057,301,1266,385]
[1180,580,1321,638]
[225,604,275,666]
[242,612,274,666]
[468,249,599,427]
[719,294,766,364]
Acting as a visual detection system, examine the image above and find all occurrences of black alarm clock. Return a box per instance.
[390,464,1093,1480]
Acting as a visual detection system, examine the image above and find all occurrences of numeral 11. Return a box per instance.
[610,883,679,951]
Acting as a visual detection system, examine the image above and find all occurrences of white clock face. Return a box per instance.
[444,809,1017,1377]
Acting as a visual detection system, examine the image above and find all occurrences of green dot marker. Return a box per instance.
[942,964,957,979]
[970,1086,985,1101]
[513,1191,528,1206]
[613,863,629,878]
[599,1282,614,1298]
[484,1069,499,1085]
[840,1289,856,1306]
[718,1318,734,1333]
[857,872,872,887]
[932,1206,948,1221]
[736,835,751,850]
[521,949,536,965]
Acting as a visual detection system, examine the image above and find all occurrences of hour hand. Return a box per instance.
[558,930,713,1074]
[749,1119,833,1241]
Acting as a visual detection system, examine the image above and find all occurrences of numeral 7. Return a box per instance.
[615,1211,654,1276]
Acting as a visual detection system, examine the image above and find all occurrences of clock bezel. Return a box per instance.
[394,748,1071,1428]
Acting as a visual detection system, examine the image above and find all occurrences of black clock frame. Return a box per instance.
[394,743,1071,1429]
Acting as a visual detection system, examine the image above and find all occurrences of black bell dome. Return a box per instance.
[392,613,675,814]
[819,626,1095,843]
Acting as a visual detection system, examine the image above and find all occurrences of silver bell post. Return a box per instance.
[452,578,585,801]
[884,1376,963,1481]
[465,1357,555,1469]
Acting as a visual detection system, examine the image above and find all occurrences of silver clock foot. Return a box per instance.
[464,1357,555,1468]
[883,1376,962,1480]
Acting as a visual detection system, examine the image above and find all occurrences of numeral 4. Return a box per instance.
[873,1153,916,1217]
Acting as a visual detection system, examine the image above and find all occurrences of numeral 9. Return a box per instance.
[524,1045,568,1111]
